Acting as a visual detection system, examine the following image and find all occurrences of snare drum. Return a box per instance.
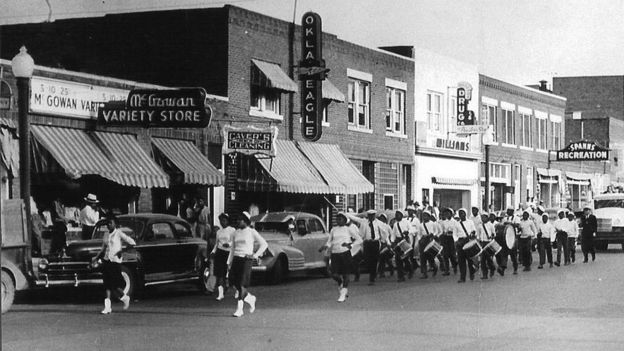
[424,240,443,258]
[396,239,413,260]
[462,240,482,260]
[483,240,502,256]
[504,225,517,250]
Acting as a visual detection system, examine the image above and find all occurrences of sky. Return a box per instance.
[1,0,623,86]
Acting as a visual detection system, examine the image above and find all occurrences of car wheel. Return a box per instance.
[1,271,15,314]
[198,264,215,294]
[120,266,136,298]
[269,256,287,285]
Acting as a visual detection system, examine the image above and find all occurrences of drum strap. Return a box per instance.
[423,222,430,236]
[482,223,489,239]
[460,221,469,237]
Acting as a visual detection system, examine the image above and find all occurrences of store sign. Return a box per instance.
[299,11,326,142]
[97,88,212,128]
[222,125,278,157]
[435,138,470,152]
[30,77,128,119]
[556,140,609,161]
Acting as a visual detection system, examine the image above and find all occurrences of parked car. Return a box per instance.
[35,214,209,297]
[590,193,624,250]
[250,212,329,284]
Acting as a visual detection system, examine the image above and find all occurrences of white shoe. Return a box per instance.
[244,293,256,313]
[101,298,112,314]
[120,295,130,310]
[233,300,244,317]
[216,286,224,301]
[337,288,348,303]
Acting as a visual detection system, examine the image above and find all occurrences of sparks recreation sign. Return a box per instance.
[97,88,212,128]
[556,140,609,161]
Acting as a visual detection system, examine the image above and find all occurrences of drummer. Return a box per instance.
[518,210,538,271]
[418,210,440,279]
[438,208,457,276]
[344,210,387,285]
[391,210,414,282]
[476,212,497,279]
[470,206,482,226]
[501,207,520,275]
[553,209,569,266]
[377,213,395,278]
[455,208,477,283]
[406,205,422,270]
[490,212,506,276]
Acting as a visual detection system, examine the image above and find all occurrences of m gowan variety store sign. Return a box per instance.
[556,141,609,161]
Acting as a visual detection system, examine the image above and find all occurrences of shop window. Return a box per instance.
[347,194,357,212]
[386,87,406,134]
[503,109,515,144]
[520,112,532,147]
[347,78,370,129]
[427,92,442,132]
[384,195,394,210]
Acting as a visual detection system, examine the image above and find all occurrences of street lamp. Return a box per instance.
[11,46,34,241]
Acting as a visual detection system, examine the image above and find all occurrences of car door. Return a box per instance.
[303,218,329,265]
[140,222,177,281]
[290,218,324,268]
[173,221,200,275]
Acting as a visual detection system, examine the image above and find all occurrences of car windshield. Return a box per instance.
[594,199,624,209]
[254,221,289,234]
[92,219,144,240]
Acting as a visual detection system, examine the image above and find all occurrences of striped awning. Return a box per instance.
[536,168,561,178]
[152,138,224,186]
[432,177,477,186]
[255,140,331,194]
[322,79,345,102]
[297,141,374,194]
[566,171,592,181]
[251,59,298,92]
[92,131,169,188]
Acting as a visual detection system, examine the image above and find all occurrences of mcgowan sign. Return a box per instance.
[97,88,212,128]
[556,140,609,161]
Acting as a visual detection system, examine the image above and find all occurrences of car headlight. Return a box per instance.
[38,258,49,271]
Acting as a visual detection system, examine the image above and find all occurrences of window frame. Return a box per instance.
[250,65,283,120]
[520,112,532,148]
[347,76,372,130]
[503,108,515,144]
[426,91,443,132]
[385,86,406,135]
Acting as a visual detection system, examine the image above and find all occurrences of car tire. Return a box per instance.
[269,256,287,285]
[120,266,136,298]
[1,271,15,314]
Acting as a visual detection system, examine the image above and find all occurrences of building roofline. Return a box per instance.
[554,75,624,80]
[480,73,566,102]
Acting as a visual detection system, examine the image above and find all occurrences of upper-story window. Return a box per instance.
[550,114,562,150]
[535,111,548,150]
[249,59,298,120]
[427,92,442,132]
[348,78,371,130]
[519,108,532,148]
[386,85,406,135]
[251,85,281,115]
[502,107,515,145]
[482,103,498,142]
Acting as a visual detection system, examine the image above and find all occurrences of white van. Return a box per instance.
[592,193,624,250]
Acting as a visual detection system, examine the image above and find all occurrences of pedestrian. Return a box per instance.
[553,210,570,266]
[227,211,268,317]
[211,213,235,301]
[391,210,414,282]
[419,210,439,279]
[455,208,477,283]
[195,198,213,242]
[377,213,394,278]
[346,214,364,282]
[518,210,537,271]
[438,208,458,276]
[580,206,597,262]
[537,213,554,269]
[79,193,101,240]
[345,209,386,285]
[501,207,520,275]
[319,212,362,302]
[566,212,579,264]
[476,212,497,279]
[93,215,136,314]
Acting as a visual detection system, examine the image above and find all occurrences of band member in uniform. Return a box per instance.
[345,210,387,285]
[391,210,413,282]
[501,207,520,275]
[210,213,235,301]
[518,210,537,271]
[319,212,362,302]
[470,207,482,227]
[553,209,569,266]
[455,208,477,283]
[580,206,597,262]
[476,212,497,279]
[419,210,439,279]
[566,211,579,264]
[406,205,421,270]
[438,208,458,275]
[490,212,506,276]
[377,213,395,277]
[227,212,269,317]
[537,213,554,269]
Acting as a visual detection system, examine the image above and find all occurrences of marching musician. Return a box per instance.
[345,210,388,285]
[391,210,414,282]
[455,208,477,283]
[553,210,569,266]
[406,205,422,270]
[438,208,458,276]
[537,213,554,269]
[476,212,497,279]
[418,210,439,279]
[501,207,520,275]
[470,207,482,226]
[490,212,506,276]
[377,213,395,278]
[566,212,579,264]
[518,210,537,271]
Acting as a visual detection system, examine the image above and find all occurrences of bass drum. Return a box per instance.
[504,225,517,250]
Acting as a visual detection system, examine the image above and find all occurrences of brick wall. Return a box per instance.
[553,76,624,121]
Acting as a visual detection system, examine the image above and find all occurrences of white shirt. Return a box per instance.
[212,226,235,252]
[79,205,99,226]
[347,215,388,243]
[326,225,362,254]
[228,227,268,263]
[456,219,476,239]
[102,228,136,264]
[538,221,555,239]
[477,221,495,241]
[518,219,537,238]
[439,219,456,237]
[565,219,579,238]
[553,218,568,233]
[406,216,422,237]
[421,221,441,237]
[391,218,412,244]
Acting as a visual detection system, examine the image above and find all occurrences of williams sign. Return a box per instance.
[556,140,609,161]
[97,88,212,128]
[299,11,326,142]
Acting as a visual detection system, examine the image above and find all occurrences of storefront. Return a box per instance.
[565,171,593,210]
[536,168,563,208]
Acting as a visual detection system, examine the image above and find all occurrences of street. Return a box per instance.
[3,248,624,351]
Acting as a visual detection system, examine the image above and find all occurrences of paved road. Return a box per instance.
[3,248,624,351]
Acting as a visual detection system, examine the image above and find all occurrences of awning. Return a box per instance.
[297,141,374,194]
[0,117,16,130]
[152,137,224,186]
[251,59,298,92]
[255,140,331,194]
[322,79,345,102]
[432,177,477,186]
[536,168,561,178]
[566,171,592,181]
[93,131,169,188]
[0,127,18,176]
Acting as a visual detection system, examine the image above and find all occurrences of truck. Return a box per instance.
[592,193,624,251]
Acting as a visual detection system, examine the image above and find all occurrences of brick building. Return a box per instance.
[0,5,415,221]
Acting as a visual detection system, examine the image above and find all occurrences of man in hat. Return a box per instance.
[470,206,482,227]
[490,212,506,276]
[553,209,570,266]
[418,210,440,279]
[537,213,555,268]
[377,213,395,277]
[80,193,101,240]
[438,208,457,275]
[580,206,597,262]
[566,212,579,264]
[405,205,422,270]
[391,210,414,281]
[501,207,520,274]
[476,212,497,279]
[455,208,477,283]
[517,210,537,271]
[345,210,387,285]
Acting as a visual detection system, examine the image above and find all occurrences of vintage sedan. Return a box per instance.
[250,212,329,284]
[36,214,209,297]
